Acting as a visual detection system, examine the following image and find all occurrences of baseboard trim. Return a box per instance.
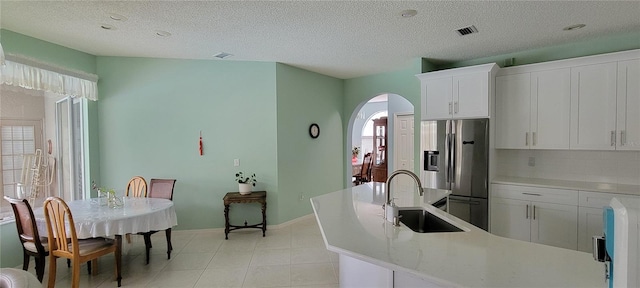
[172,213,316,233]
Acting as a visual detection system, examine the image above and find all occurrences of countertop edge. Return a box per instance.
[492,176,640,196]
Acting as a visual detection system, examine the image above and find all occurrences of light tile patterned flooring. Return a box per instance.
[24,216,340,287]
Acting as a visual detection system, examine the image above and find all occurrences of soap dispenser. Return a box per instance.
[385,198,399,224]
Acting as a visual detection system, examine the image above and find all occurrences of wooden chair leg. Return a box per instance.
[126,233,132,244]
[91,259,98,276]
[47,256,57,288]
[71,259,81,288]
[22,251,30,271]
[165,228,172,259]
[35,256,45,282]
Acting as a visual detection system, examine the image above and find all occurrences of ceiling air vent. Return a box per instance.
[213,52,233,59]
[456,25,478,36]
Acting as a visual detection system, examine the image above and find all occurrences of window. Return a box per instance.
[0,92,88,223]
[362,111,388,137]
[56,97,87,201]
[360,111,387,155]
[0,120,43,220]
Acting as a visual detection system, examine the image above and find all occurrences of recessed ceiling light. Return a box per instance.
[155,30,171,37]
[109,13,127,21]
[213,52,233,59]
[100,24,116,30]
[401,9,417,18]
[563,24,586,31]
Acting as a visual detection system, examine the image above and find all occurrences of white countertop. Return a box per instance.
[493,176,640,196]
[311,183,603,287]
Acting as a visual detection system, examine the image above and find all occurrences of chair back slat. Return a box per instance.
[43,197,79,256]
[126,176,148,197]
[148,179,176,200]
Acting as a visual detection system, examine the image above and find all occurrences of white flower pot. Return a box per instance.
[239,183,253,195]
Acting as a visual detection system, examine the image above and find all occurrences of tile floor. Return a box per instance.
[23,215,340,287]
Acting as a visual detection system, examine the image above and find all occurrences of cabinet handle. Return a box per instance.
[621,130,626,146]
[454,101,459,114]
[533,205,536,220]
[522,193,542,196]
[532,132,537,146]
[525,132,529,146]
[526,204,529,219]
[449,102,453,115]
[611,131,616,146]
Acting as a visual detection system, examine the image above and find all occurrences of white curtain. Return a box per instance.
[0,55,98,101]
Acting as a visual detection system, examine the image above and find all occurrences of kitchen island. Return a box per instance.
[311,182,603,287]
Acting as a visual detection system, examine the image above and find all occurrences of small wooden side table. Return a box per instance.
[223,191,267,239]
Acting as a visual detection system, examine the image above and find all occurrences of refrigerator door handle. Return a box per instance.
[448,197,481,206]
[443,129,451,183]
[450,120,456,186]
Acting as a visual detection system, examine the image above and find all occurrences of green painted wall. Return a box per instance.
[275,63,344,222]
[95,57,279,230]
[1,29,96,73]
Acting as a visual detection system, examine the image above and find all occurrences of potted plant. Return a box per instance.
[352,146,360,163]
[235,172,256,195]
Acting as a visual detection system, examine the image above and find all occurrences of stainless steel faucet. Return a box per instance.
[384,169,424,222]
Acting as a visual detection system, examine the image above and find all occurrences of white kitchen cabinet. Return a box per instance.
[422,77,453,120]
[490,197,531,242]
[495,68,570,149]
[577,190,640,252]
[616,59,640,150]
[491,184,578,250]
[417,63,498,120]
[495,73,530,149]
[570,62,618,150]
[578,206,605,253]
[530,201,578,250]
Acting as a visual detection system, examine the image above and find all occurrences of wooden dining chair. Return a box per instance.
[43,197,121,288]
[125,176,148,243]
[354,153,372,185]
[125,176,147,197]
[4,196,48,282]
[140,179,176,264]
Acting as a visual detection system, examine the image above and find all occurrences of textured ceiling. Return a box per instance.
[1,1,639,79]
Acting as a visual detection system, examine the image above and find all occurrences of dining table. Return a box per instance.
[33,197,178,284]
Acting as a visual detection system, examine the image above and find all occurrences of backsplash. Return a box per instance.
[495,150,640,186]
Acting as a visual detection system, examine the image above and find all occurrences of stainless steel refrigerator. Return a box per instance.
[420,119,489,230]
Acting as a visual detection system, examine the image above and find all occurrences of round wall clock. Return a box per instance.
[309,123,320,139]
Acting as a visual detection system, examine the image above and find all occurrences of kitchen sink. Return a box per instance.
[398,209,463,233]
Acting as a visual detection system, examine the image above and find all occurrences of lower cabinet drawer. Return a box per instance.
[578,190,639,208]
[492,184,578,205]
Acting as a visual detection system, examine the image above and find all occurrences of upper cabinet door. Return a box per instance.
[570,62,618,150]
[423,77,453,120]
[418,63,497,121]
[495,73,531,149]
[454,73,489,118]
[531,68,571,149]
[617,59,640,151]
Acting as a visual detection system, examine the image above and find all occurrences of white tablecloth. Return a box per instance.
[35,197,177,239]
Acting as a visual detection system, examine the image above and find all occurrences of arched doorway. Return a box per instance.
[346,93,414,189]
